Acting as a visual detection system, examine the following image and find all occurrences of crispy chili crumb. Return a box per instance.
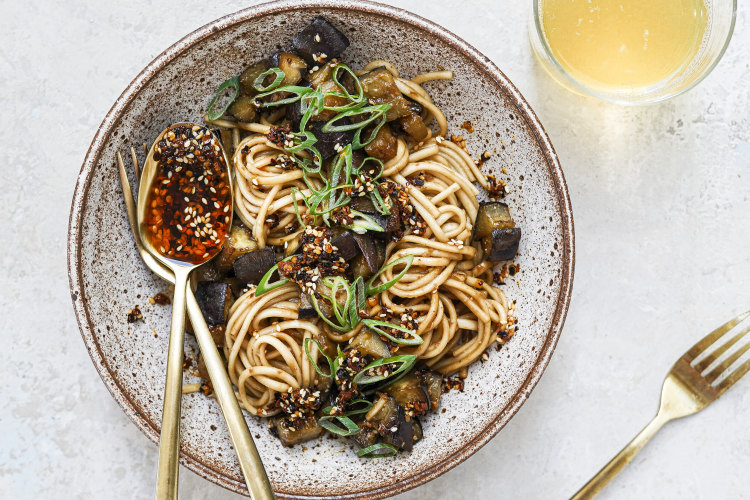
[271,153,297,171]
[450,135,468,153]
[272,388,323,431]
[265,213,280,229]
[460,120,475,133]
[200,381,214,397]
[266,124,293,147]
[442,376,465,393]
[277,226,348,293]
[486,174,507,198]
[475,151,492,168]
[331,348,368,415]
[126,306,142,323]
[149,292,171,305]
[508,263,520,276]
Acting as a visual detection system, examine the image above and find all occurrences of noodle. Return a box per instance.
[210,65,513,418]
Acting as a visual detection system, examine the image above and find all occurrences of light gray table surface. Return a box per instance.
[2,1,749,498]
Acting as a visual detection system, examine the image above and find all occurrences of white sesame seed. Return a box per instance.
[314,33,321,42]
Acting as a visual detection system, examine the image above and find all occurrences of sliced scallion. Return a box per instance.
[357,443,398,458]
[365,254,414,295]
[303,338,334,378]
[254,263,290,297]
[318,415,360,436]
[361,319,423,346]
[206,76,240,121]
[352,355,417,385]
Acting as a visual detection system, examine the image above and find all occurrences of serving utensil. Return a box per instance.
[572,310,750,499]
[127,125,273,500]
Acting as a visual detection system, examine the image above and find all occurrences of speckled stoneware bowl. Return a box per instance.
[68,1,574,497]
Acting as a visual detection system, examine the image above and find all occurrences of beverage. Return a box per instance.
[539,0,708,92]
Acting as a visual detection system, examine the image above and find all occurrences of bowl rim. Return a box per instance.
[67,1,575,498]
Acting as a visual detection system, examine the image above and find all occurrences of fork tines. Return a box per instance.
[685,310,750,394]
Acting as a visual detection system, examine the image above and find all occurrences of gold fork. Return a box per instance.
[116,150,275,500]
[572,310,750,499]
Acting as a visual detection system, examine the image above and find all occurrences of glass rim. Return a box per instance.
[532,0,738,105]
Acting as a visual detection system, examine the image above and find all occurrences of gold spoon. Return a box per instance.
[137,123,235,499]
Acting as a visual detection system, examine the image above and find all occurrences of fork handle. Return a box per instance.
[185,292,275,500]
[571,413,670,500]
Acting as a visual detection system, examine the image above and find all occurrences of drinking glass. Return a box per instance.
[529,0,736,105]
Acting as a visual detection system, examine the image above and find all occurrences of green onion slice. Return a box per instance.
[352,355,417,385]
[318,415,360,436]
[361,319,423,346]
[254,262,290,297]
[366,254,414,295]
[357,443,398,458]
[252,67,285,93]
[310,294,350,332]
[206,76,240,121]
[345,210,384,234]
[303,338,334,378]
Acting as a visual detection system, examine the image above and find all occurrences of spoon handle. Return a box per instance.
[156,268,190,500]
[186,294,276,499]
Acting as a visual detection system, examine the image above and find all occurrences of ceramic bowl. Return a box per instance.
[68,1,574,497]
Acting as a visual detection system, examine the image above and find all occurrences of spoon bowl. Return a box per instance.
[136,122,234,499]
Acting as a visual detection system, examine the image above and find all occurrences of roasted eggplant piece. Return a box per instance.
[291,17,350,67]
[238,62,269,95]
[309,120,354,160]
[351,425,379,449]
[297,292,317,319]
[348,328,391,359]
[474,202,521,262]
[194,281,234,325]
[364,123,397,162]
[398,112,429,141]
[193,261,221,282]
[270,51,308,86]
[367,394,414,451]
[331,230,360,261]
[420,370,443,411]
[487,227,522,261]
[359,67,412,120]
[272,416,324,446]
[215,224,258,275]
[385,372,429,416]
[228,95,258,122]
[352,233,379,274]
[233,247,276,284]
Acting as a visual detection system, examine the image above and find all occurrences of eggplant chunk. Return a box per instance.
[228,95,258,122]
[364,124,397,162]
[332,230,360,261]
[272,416,324,446]
[474,202,515,237]
[367,396,415,452]
[291,17,350,66]
[270,51,308,86]
[238,62,269,95]
[297,293,317,319]
[385,372,429,416]
[309,120,354,160]
[352,233,378,274]
[420,370,443,411]
[349,328,391,359]
[233,247,276,284]
[215,224,258,275]
[194,281,234,325]
[486,227,522,261]
[351,425,379,449]
[399,112,429,141]
[474,202,520,262]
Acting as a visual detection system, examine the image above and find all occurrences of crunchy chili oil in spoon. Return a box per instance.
[145,124,231,264]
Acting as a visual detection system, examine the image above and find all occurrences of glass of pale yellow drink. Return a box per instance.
[529,0,736,104]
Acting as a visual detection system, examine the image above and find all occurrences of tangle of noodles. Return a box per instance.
[209,63,515,417]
